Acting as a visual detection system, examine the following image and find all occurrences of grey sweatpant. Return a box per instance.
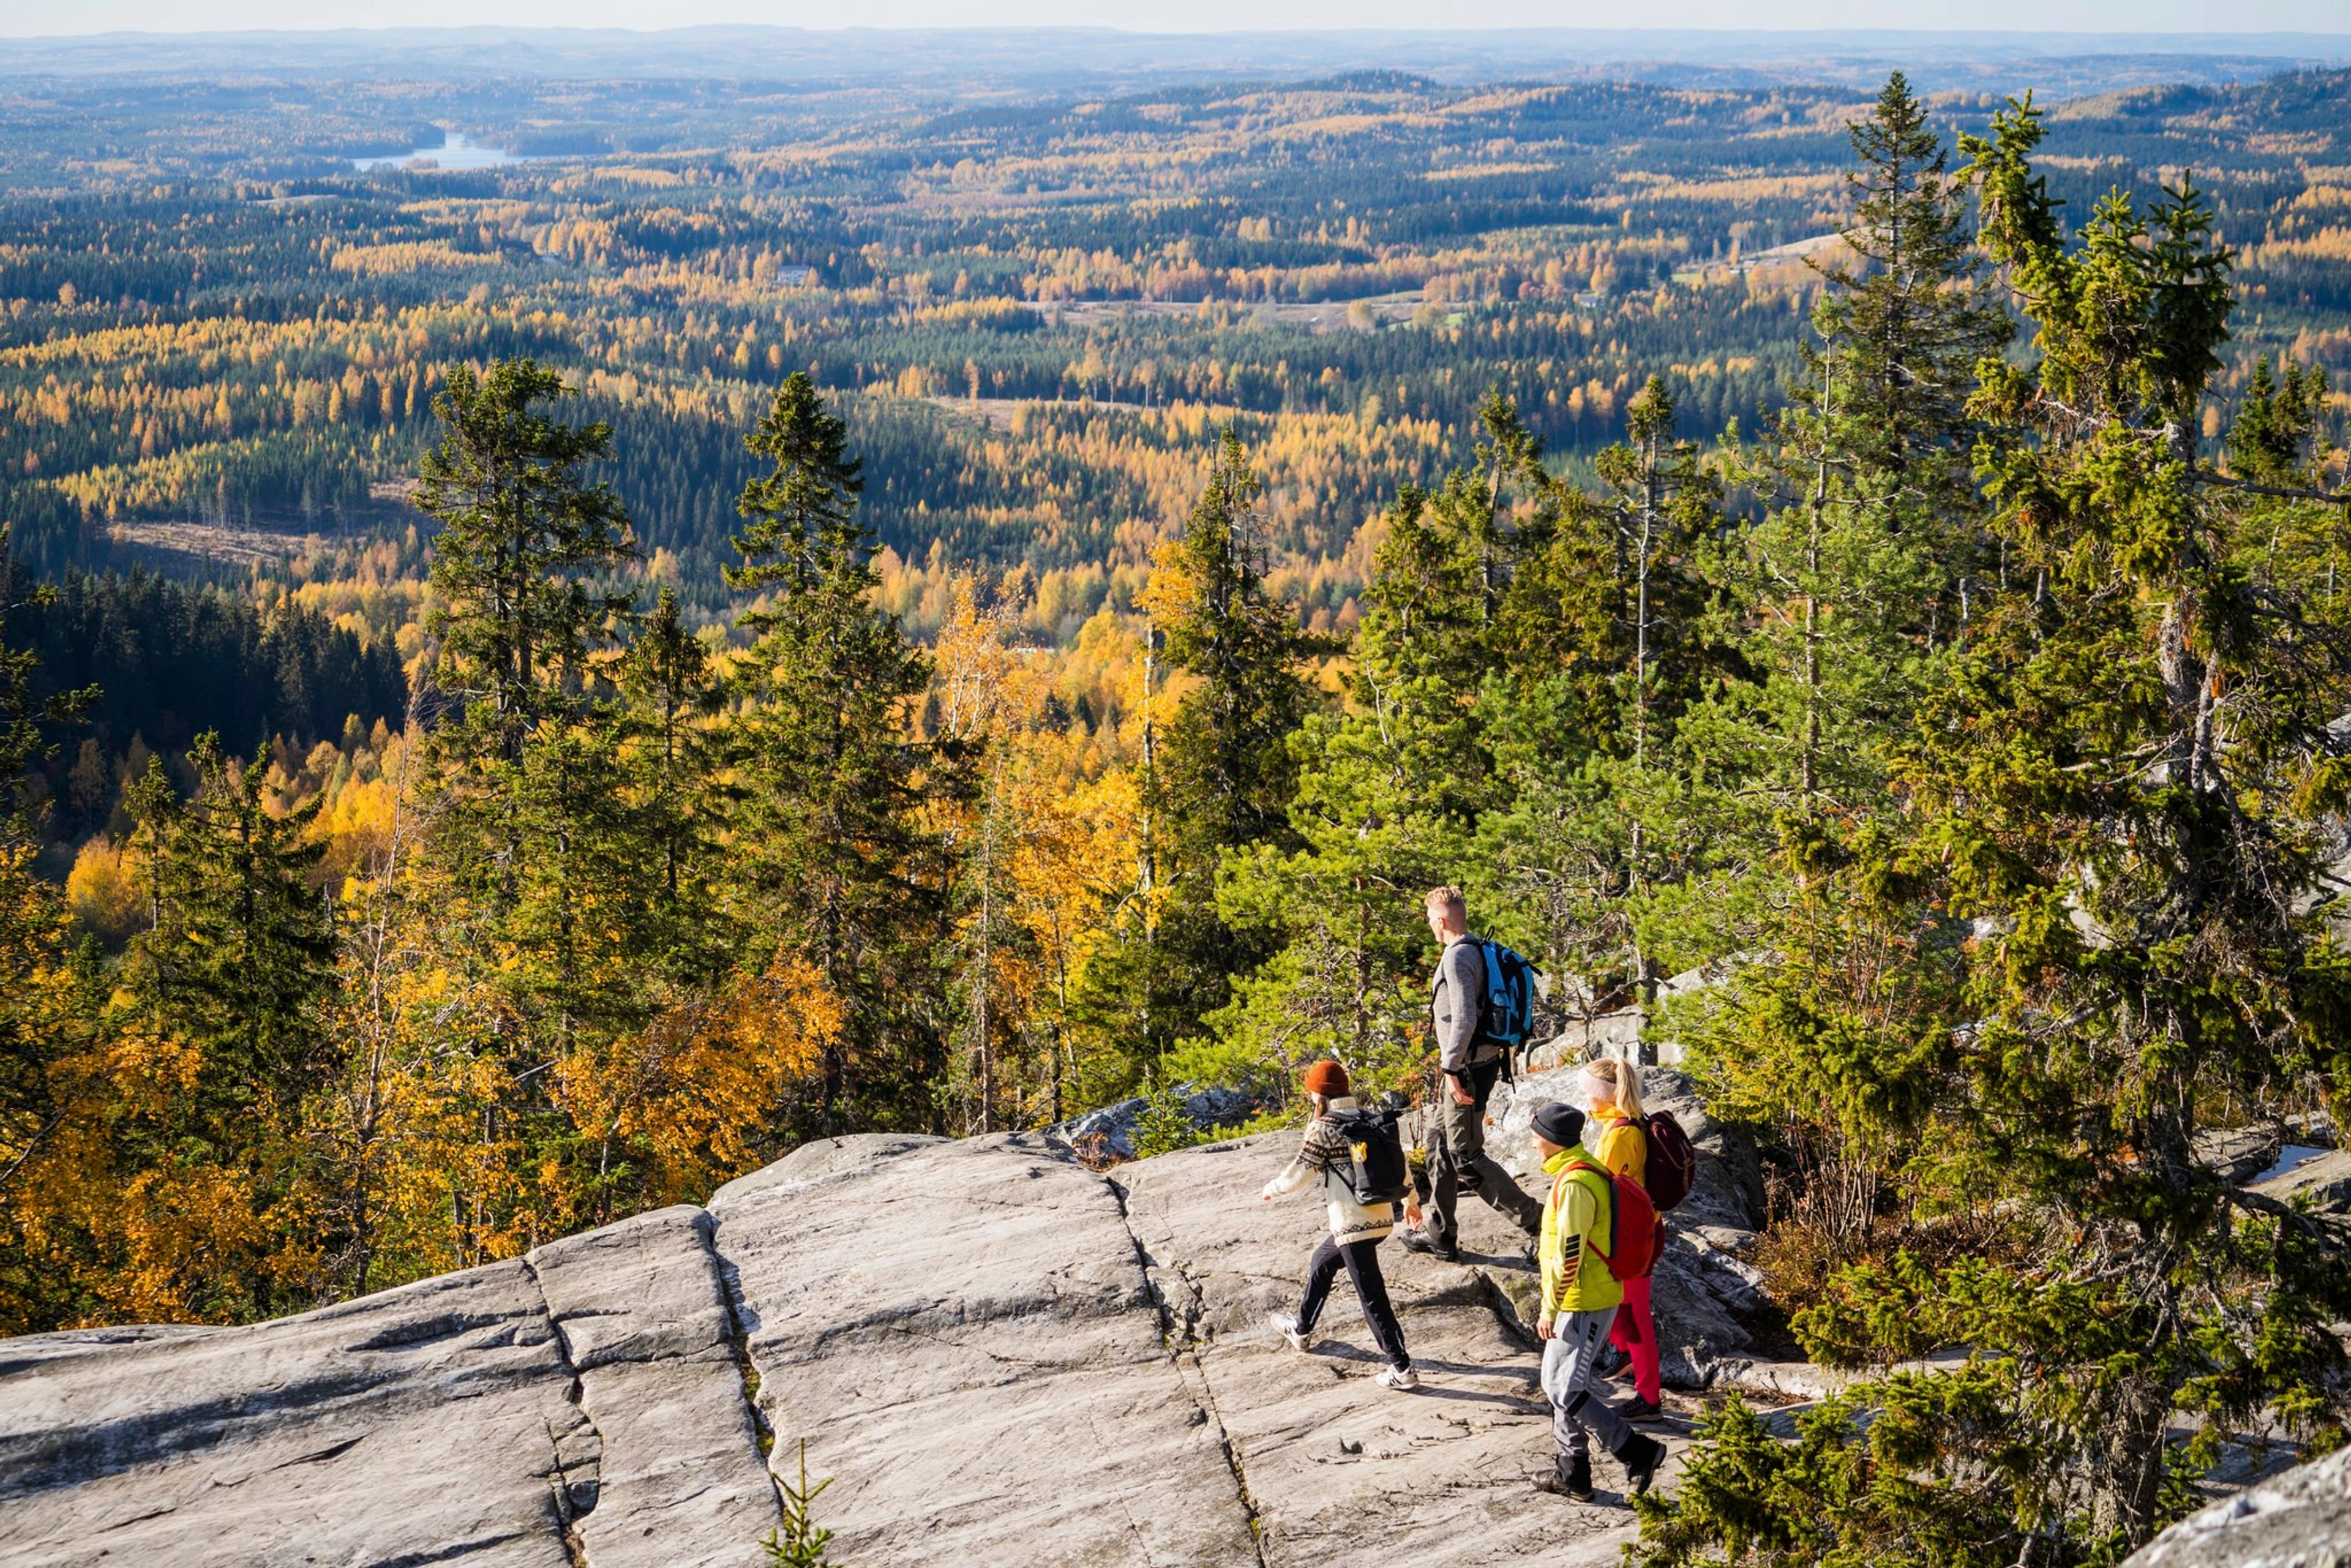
[1542,1306,1637,1461]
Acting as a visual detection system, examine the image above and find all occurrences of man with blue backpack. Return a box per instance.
[1401,887,1543,1261]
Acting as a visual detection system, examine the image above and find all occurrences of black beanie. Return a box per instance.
[1531,1101,1585,1148]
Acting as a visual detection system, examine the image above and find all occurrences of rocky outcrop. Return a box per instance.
[2251,1145,2351,1216]
[1,1123,1697,1566]
[1044,1084,1263,1161]
[2124,1442,2351,1567]
[0,1204,775,1568]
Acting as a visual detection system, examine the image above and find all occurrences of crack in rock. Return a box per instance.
[1104,1174,1272,1568]
[706,1211,790,1522]
[519,1255,603,1565]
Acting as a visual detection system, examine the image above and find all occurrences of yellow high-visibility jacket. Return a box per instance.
[1538,1144,1623,1318]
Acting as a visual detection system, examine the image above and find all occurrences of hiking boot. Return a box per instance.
[1621,1433,1667,1497]
[1531,1452,1593,1501]
[1399,1228,1460,1262]
[1267,1313,1309,1352]
[1613,1394,1663,1422]
[1376,1364,1419,1392]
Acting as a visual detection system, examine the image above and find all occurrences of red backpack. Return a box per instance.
[1554,1158,1663,1282]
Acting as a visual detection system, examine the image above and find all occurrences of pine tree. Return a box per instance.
[724,372,965,1134]
[1641,100,2351,1563]
[1074,432,1317,1073]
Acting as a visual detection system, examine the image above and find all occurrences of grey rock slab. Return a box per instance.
[2196,1125,2286,1185]
[1117,1133,1656,1566]
[0,1258,586,1568]
[708,1131,947,1207]
[2251,1146,2351,1215]
[711,1131,1262,1565]
[527,1205,779,1568]
[2126,1441,2351,1567]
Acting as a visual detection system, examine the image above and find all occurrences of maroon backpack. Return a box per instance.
[1637,1110,1697,1213]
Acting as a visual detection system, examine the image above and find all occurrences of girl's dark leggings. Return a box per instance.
[1297,1235,1410,1370]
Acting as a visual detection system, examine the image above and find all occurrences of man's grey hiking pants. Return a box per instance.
[1425,1056,1542,1253]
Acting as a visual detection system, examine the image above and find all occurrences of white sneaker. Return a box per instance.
[1378,1365,1420,1391]
[1268,1313,1308,1351]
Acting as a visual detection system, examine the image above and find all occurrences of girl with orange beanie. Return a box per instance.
[1260,1058,1417,1390]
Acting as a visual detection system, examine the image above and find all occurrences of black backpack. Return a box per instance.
[1329,1108,1408,1205]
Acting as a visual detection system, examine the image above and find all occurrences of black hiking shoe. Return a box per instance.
[1532,1452,1594,1502]
[1621,1433,1667,1498]
[1399,1228,1459,1262]
[1613,1394,1663,1422]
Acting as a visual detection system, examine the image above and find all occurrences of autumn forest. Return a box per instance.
[5,34,2351,1561]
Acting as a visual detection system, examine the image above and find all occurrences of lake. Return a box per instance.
[352,132,528,172]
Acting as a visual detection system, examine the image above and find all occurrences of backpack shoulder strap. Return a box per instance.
[1558,1158,1618,1256]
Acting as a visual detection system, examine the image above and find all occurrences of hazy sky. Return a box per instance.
[6,1,2349,37]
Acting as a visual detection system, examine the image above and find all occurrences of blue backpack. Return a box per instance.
[1476,938,1538,1051]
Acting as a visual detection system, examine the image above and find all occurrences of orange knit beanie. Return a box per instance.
[1302,1059,1351,1099]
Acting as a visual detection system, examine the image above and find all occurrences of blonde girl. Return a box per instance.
[1583,1056,1663,1420]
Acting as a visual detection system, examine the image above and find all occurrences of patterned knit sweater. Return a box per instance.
[1260,1097,1397,1245]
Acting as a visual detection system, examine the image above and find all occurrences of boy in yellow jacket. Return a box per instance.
[1528,1101,1667,1502]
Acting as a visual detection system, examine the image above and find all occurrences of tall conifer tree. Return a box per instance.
[724,372,964,1133]
[116,737,337,1318]
[1074,432,1316,1073]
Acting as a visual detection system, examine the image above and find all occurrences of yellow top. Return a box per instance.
[1537,1146,1623,1318]
[1592,1111,1646,1189]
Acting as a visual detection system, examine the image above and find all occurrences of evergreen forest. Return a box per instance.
[4,40,2351,1564]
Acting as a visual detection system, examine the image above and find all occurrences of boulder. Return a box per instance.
[2124,1442,2351,1567]
[1044,1084,1262,1161]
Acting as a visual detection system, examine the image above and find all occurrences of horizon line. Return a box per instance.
[9,22,2351,42]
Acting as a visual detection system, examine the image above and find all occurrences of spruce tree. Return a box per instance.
[1204,482,1485,1089]
[410,357,653,1247]
[1478,381,1727,1013]
[118,737,337,1318]
[1668,79,2008,1272]
[1641,100,2351,1564]
[724,372,964,1134]
[1206,400,1563,1089]
[617,585,726,986]
[416,358,635,772]
[0,523,101,1332]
